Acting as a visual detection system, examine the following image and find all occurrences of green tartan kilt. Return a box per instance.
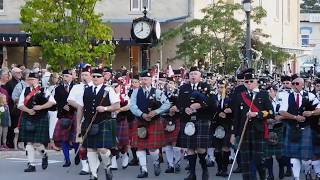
[19,114,50,144]
[82,119,117,149]
[264,125,284,157]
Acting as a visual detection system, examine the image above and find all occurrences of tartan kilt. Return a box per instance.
[212,125,232,150]
[177,118,212,149]
[82,119,117,149]
[264,125,284,157]
[19,114,50,144]
[283,124,313,160]
[163,117,181,145]
[311,129,320,157]
[53,115,77,144]
[131,117,166,150]
[116,115,129,147]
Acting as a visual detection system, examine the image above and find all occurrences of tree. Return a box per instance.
[160,0,290,74]
[160,1,267,73]
[20,0,114,71]
[301,0,320,13]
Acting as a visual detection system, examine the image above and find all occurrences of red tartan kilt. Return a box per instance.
[131,117,166,150]
[128,119,136,140]
[164,117,181,145]
[53,115,77,146]
[117,115,129,147]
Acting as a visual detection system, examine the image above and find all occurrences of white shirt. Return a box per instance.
[279,90,320,112]
[18,86,55,108]
[77,84,120,107]
[67,81,93,106]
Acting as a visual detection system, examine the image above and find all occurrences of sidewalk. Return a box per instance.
[0,149,60,159]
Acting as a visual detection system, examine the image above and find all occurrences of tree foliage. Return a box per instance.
[20,0,114,71]
[161,0,290,74]
[301,0,320,13]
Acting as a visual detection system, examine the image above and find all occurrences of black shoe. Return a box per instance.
[184,173,196,180]
[137,171,148,178]
[174,164,181,173]
[165,166,174,173]
[24,164,36,172]
[89,176,98,180]
[128,159,139,166]
[220,171,228,178]
[267,175,274,180]
[158,156,164,164]
[105,168,113,180]
[284,168,292,177]
[63,160,71,167]
[306,173,312,180]
[233,167,242,173]
[185,164,190,171]
[279,167,285,179]
[110,168,118,171]
[206,160,215,167]
[79,170,90,175]
[42,154,48,170]
[216,170,222,176]
[154,163,161,176]
[75,154,80,165]
[202,169,209,180]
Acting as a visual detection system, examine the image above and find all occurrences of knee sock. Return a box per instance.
[87,151,100,178]
[290,158,301,178]
[99,150,112,170]
[188,154,197,175]
[150,149,160,165]
[265,157,274,177]
[111,155,118,168]
[222,151,231,172]
[137,150,147,172]
[120,152,129,167]
[35,144,47,158]
[26,144,35,166]
[173,147,182,165]
[73,143,79,154]
[302,160,312,175]
[165,146,174,167]
[207,148,215,161]
[61,141,70,162]
[312,160,320,177]
[198,152,208,171]
[214,151,222,171]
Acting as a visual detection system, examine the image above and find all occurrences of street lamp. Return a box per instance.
[243,0,252,68]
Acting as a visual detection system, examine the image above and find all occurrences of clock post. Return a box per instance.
[131,7,161,71]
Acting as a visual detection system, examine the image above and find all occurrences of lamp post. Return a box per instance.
[243,0,252,68]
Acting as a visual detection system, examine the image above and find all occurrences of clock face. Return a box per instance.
[133,21,151,39]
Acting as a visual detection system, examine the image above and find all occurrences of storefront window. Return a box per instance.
[0,0,3,12]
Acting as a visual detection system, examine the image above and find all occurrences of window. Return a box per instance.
[0,0,3,12]
[301,35,310,47]
[287,0,290,22]
[259,0,262,6]
[276,0,279,19]
[130,0,150,12]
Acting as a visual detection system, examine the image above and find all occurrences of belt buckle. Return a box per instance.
[190,115,197,121]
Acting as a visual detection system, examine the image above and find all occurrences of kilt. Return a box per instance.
[212,126,232,150]
[264,125,284,157]
[19,114,50,144]
[239,123,266,179]
[82,119,117,149]
[116,115,129,147]
[131,117,166,150]
[177,118,212,149]
[164,117,181,145]
[283,123,313,160]
[311,129,320,157]
[53,115,77,144]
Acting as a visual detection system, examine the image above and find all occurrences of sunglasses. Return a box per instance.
[283,82,291,85]
[292,82,300,86]
[245,80,254,84]
[92,75,102,78]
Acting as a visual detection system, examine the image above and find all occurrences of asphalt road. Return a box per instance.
[0,150,301,180]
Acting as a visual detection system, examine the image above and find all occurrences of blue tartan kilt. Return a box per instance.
[312,129,320,157]
[177,118,212,149]
[82,119,117,149]
[283,124,313,160]
[19,114,50,144]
